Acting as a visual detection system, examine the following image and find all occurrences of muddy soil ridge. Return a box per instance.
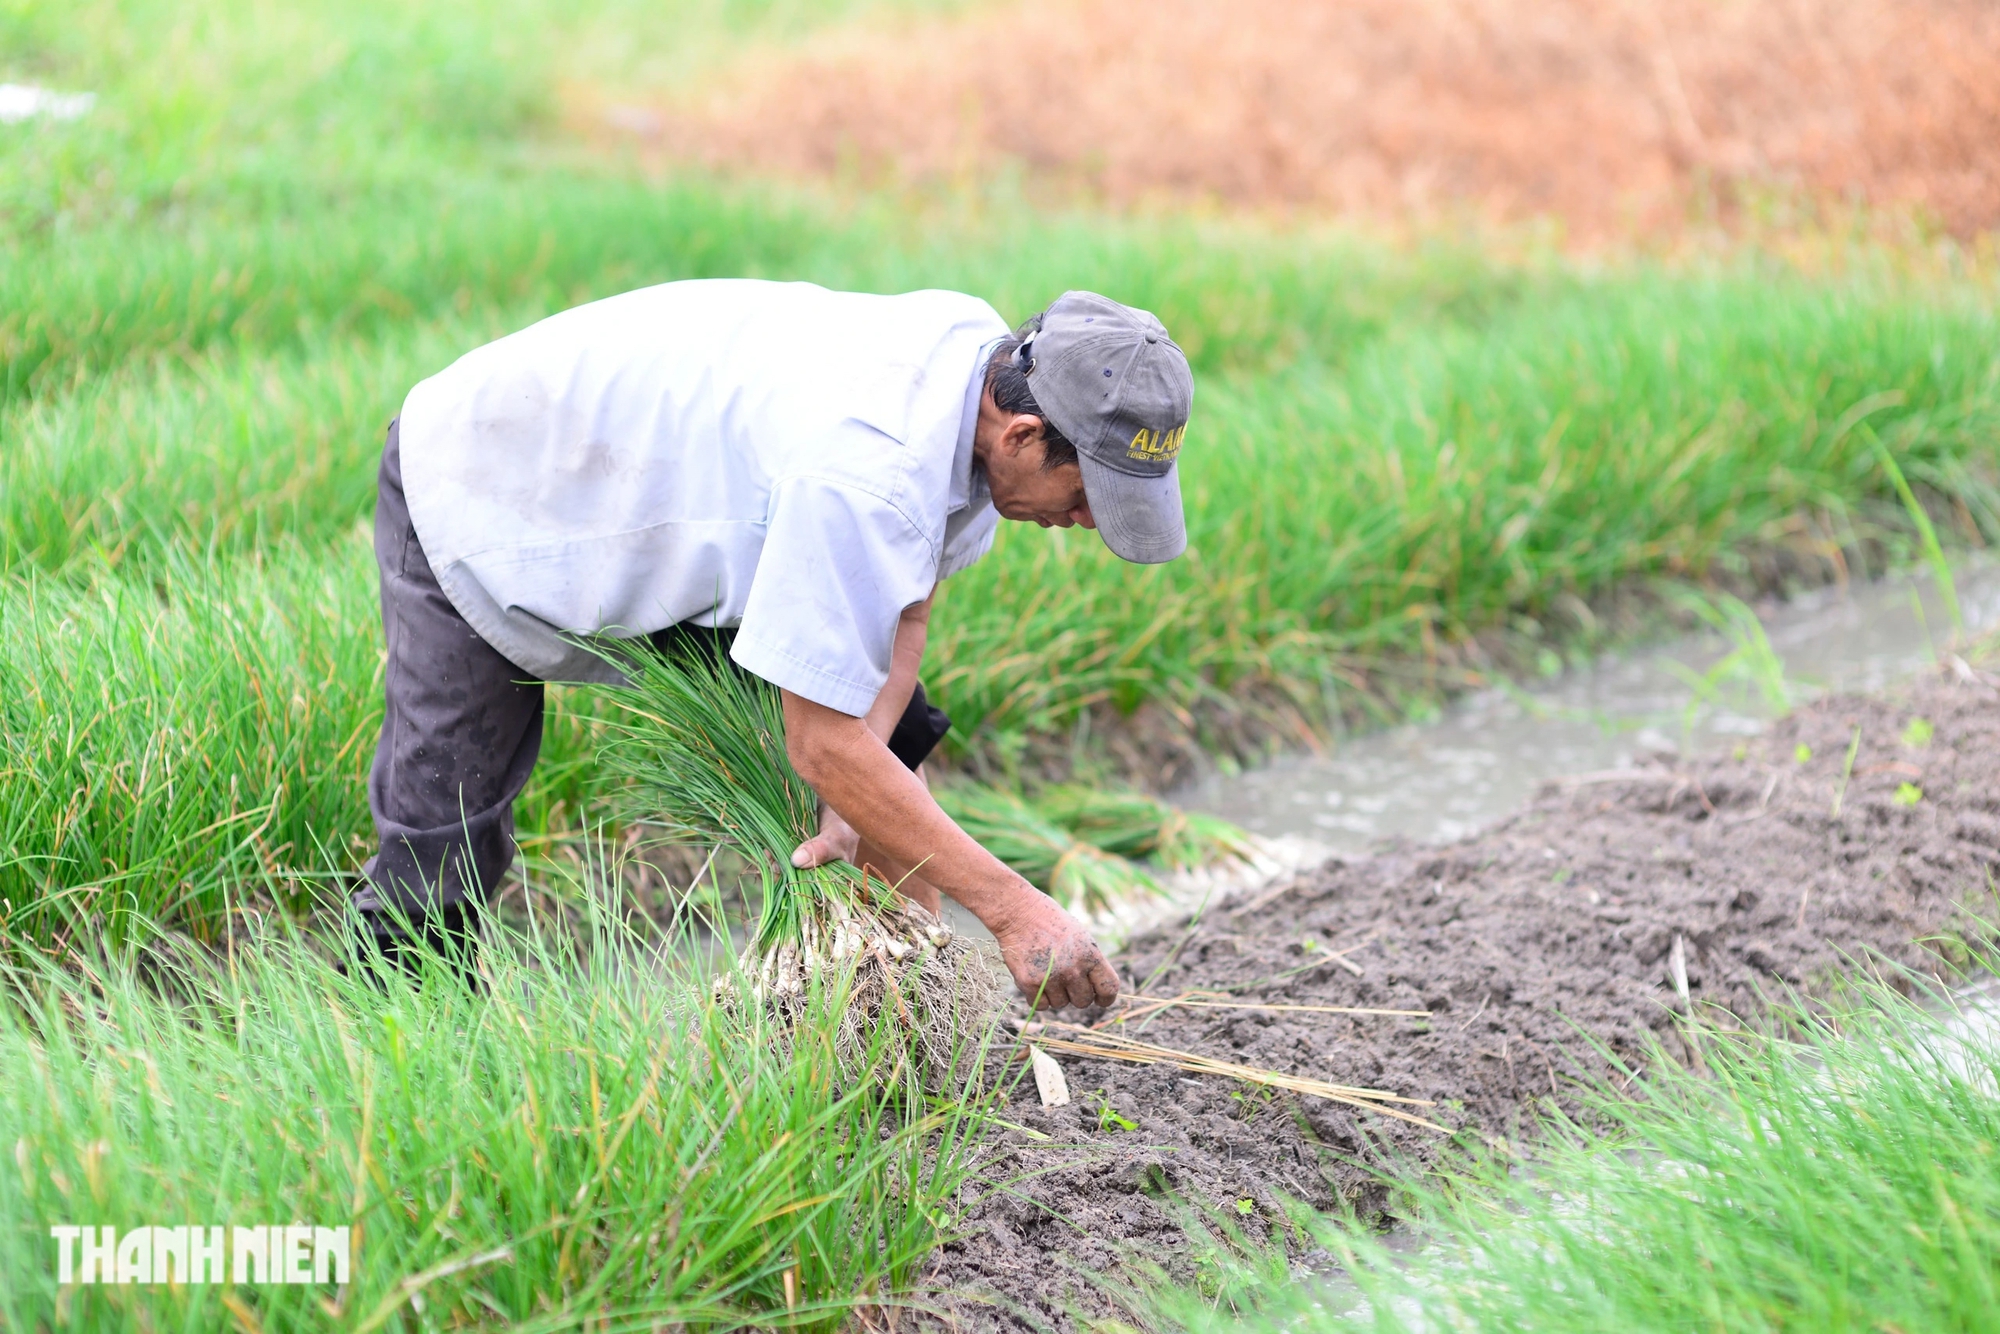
[922,665,2000,1331]
[600,0,2000,244]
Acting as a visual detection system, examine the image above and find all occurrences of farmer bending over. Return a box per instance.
[356,281,1194,1009]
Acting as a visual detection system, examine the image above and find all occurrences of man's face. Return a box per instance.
[977,391,1097,531]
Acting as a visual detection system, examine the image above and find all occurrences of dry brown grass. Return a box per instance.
[582,0,2000,244]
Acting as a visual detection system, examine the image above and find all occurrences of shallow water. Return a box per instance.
[1938,973,2000,1096]
[1180,562,2000,853]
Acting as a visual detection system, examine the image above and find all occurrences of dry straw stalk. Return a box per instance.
[1017,1019,1449,1133]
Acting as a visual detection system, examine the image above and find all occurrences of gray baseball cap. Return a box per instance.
[1015,291,1194,564]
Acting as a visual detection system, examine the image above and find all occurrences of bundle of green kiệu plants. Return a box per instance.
[934,783,1253,913]
[597,637,1000,1072]
[1035,784,1255,871]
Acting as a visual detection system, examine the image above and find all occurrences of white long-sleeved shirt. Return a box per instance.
[397,279,1008,715]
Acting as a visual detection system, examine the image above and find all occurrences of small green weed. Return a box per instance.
[1893,782,1924,806]
[1873,435,1965,640]
[1665,589,1792,734]
[1089,1090,1140,1132]
[1230,1086,1278,1114]
[1902,717,1936,747]
[1832,726,1864,818]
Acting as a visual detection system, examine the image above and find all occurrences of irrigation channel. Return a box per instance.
[920,562,2000,1331]
[1181,561,2000,857]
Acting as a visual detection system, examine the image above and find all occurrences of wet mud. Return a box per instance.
[923,665,2000,1330]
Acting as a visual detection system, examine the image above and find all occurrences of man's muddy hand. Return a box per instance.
[989,893,1120,1011]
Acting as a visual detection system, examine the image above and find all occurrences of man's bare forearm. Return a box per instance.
[782,668,1120,1010]
[785,693,1029,929]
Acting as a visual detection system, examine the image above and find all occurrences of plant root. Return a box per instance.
[714,896,1003,1084]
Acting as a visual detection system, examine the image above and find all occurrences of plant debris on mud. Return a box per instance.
[923,665,2000,1331]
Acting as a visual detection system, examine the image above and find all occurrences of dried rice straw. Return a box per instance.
[1104,990,1429,1026]
[1016,1019,1451,1133]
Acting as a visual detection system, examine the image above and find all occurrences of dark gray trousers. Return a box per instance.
[357,421,951,928]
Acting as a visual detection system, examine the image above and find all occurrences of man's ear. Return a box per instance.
[999,412,1045,459]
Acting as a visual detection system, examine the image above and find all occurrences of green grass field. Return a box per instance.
[0,902,993,1330]
[9,0,1999,930]
[7,0,2000,1325]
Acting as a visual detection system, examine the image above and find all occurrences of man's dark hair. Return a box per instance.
[984,330,1080,470]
